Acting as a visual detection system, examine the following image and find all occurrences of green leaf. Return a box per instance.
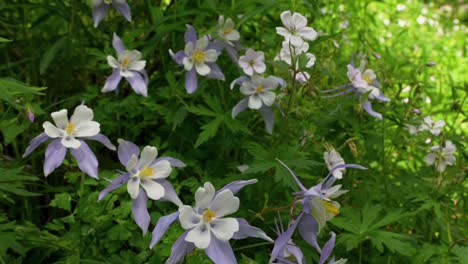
[194,117,223,148]
[40,36,67,75]
[0,37,11,42]
[49,193,72,211]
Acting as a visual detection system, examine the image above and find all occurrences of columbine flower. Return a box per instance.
[321,59,390,120]
[92,0,131,28]
[419,116,445,136]
[149,180,272,264]
[276,11,318,47]
[271,217,305,264]
[23,104,115,178]
[169,25,224,94]
[238,49,266,76]
[324,148,345,179]
[98,139,185,234]
[424,140,456,172]
[270,159,366,262]
[275,41,316,84]
[231,75,286,134]
[217,15,240,43]
[102,33,149,96]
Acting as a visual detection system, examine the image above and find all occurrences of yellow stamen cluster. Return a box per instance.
[139,166,154,177]
[203,209,216,222]
[193,51,206,64]
[321,200,340,215]
[223,28,233,35]
[65,122,76,135]
[255,85,264,93]
[363,75,373,85]
[122,57,130,68]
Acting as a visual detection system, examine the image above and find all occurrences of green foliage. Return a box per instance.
[0,0,466,263]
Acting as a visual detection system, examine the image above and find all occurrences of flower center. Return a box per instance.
[223,28,233,35]
[139,166,154,177]
[321,200,340,215]
[255,85,264,93]
[202,209,216,222]
[193,51,206,64]
[363,75,373,85]
[65,122,76,135]
[121,57,130,68]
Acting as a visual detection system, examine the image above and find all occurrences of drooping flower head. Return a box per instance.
[98,139,185,234]
[169,25,224,94]
[419,116,445,136]
[276,11,318,47]
[217,15,240,44]
[102,33,149,96]
[238,48,266,76]
[424,140,456,172]
[23,104,116,178]
[92,0,131,28]
[270,159,366,263]
[149,180,272,264]
[321,58,390,120]
[231,75,286,134]
[324,146,346,179]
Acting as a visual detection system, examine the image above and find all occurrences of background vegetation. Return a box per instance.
[0,0,466,263]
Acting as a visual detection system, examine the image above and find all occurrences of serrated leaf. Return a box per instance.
[49,193,72,211]
[194,117,223,147]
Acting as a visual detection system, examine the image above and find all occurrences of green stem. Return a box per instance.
[233,241,272,252]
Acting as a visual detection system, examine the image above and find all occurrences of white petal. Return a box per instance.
[280,11,293,28]
[107,55,119,68]
[119,69,134,78]
[434,120,445,129]
[70,105,94,124]
[240,83,256,95]
[125,50,142,61]
[43,121,62,138]
[209,189,239,217]
[179,205,202,229]
[260,91,276,106]
[225,30,240,41]
[195,38,209,50]
[61,136,81,149]
[185,224,211,249]
[126,154,139,173]
[183,57,194,71]
[74,121,100,137]
[195,63,211,76]
[308,198,326,230]
[51,109,69,129]
[140,178,165,200]
[292,13,307,28]
[445,155,456,165]
[128,60,146,71]
[253,61,266,74]
[127,176,140,199]
[149,160,172,179]
[204,50,218,62]
[138,146,158,169]
[436,160,447,172]
[209,218,239,241]
[276,27,291,38]
[289,35,304,47]
[248,94,262,109]
[298,27,317,41]
[424,153,437,165]
[195,182,215,210]
[184,42,194,55]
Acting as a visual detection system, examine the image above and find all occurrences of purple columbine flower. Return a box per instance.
[98,139,185,234]
[102,33,149,96]
[321,59,390,120]
[231,74,286,134]
[149,179,273,264]
[270,159,366,263]
[270,217,305,264]
[23,104,116,178]
[169,25,225,94]
[92,0,131,28]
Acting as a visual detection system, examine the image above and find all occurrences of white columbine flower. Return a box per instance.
[179,182,240,249]
[182,37,219,76]
[419,116,445,136]
[107,50,146,78]
[240,75,279,109]
[217,15,240,43]
[324,149,346,179]
[276,11,318,47]
[43,105,100,149]
[347,64,380,99]
[126,146,172,200]
[424,140,456,172]
[238,48,266,76]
